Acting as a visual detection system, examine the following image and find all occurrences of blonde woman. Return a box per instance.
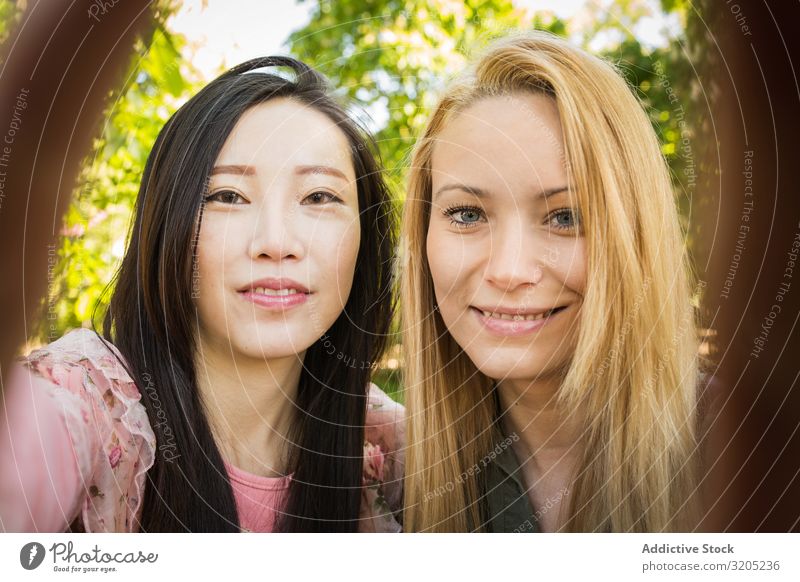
[402,32,712,532]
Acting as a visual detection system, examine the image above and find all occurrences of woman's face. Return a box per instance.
[195,98,360,361]
[426,93,586,383]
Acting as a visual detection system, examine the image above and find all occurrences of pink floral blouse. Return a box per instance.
[0,329,404,532]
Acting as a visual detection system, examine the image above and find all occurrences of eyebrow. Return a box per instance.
[433,183,570,201]
[294,165,349,181]
[210,164,256,176]
[209,164,350,181]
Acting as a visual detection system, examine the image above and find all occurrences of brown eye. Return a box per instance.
[204,190,246,205]
[302,190,341,205]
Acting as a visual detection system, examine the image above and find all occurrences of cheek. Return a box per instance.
[426,227,487,319]
[194,216,249,315]
[551,239,587,296]
[196,221,231,288]
[326,218,361,303]
[192,223,233,338]
[426,226,468,295]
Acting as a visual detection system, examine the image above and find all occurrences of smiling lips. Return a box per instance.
[239,278,310,310]
[471,304,567,336]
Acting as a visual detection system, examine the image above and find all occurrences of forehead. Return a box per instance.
[430,93,566,192]
[216,98,355,178]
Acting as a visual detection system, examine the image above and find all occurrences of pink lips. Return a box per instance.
[238,277,310,312]
[472,305,566,337]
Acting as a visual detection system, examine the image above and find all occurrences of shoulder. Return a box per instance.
[24,329,139,395]
[365,382,404,452]
[21,329,148,433]
[366,382,404,419]
[360,383,405,532]
[20,329,156,532]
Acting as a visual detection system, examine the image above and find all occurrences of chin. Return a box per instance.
[237,343,308,361]
[230,327,314,360]
[463,346,564,383]
[476,362,544,383]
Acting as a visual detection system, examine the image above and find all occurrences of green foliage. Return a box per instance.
[597,6,714,269]
[289,0,565,190]
[40,26,199,341]
[0,0,22,46]
[660,0,689,15]
[603,37,698,229]
[373,367,403,404]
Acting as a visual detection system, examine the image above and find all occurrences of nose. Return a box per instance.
[483,217,543,292]
[247,194,304,261]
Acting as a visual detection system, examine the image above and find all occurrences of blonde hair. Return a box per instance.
[402,31,700,532]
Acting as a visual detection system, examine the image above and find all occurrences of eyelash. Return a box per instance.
[301,190,343,205]
[442,205,485,228]
[204,189,246,205]
[442,205,580,231]
[202,189,343,205]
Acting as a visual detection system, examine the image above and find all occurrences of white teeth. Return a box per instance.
[481,309,557,321]
[253,287,299,296]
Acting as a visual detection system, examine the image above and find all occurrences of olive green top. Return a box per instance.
[482,385,539,532]
[483,429,540,533]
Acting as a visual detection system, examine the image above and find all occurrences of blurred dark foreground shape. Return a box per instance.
[0,0,153,383]
[698,0,800,532]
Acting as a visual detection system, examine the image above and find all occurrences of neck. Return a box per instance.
[496,375,584,469]
[195,337,304,478]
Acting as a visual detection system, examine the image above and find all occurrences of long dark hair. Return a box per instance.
[102,56,395,532]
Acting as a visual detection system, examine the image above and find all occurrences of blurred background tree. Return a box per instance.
[290,0,565,189]
[1,0,711,398]
[42,25,200,341]
[0,0,23,45]
[15,3,203,344]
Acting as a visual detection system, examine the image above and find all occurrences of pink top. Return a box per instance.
[0,329,404,533]
[225,462,290,533]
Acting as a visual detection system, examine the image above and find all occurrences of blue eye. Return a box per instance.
[204,190,246,205]
[444,205,485,227]
[548,208,580,231]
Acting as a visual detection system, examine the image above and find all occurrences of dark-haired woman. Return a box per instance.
[0,57,403,532]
